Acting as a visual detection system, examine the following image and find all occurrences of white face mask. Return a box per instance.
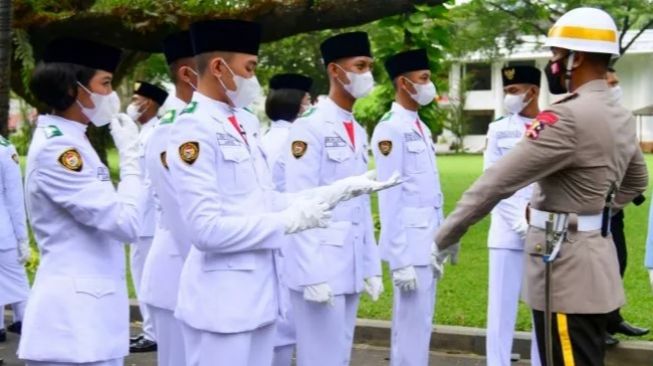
[335,64,374,99]
[404,78,437,106]
[187,68,199,91]
[610,85,623,102]
[218,61,261,108]
[77,83,120,127]
[126,102,145,121]
[503,92,531,115]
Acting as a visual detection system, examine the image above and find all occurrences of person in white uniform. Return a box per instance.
[123,80,169,353]
[484,65,542,366]
[0,134,30,343]
[17,37,144,366]
[139,30,197,366]
[167,20,397,366]
[283,31,385,366]
[260,73,313,366]
[371,48,443,366]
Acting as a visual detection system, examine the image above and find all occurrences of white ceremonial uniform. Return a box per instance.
[18,115,142,365]
[139,96,188,366]
[261,120,292,192]
[484,114,540,366]
[130,116,157,342]
[0,136,30,314]
[371,102,443,366]
[168,92,290,366]
[284,97,381,366]
[261,119,296,366]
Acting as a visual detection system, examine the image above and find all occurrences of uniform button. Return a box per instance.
[535,244,543,253]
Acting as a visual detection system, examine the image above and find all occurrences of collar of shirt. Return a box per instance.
[167,95,188,112]
[390,102,419,121]
[38,114,88,137]
[323,97,354,122]
[271,120,292,129]
[192,91,234,120]
[510,113,533,127]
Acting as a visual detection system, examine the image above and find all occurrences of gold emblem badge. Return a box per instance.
[179,141,199,165]
[535,243,543,253]
[291,141,307,159]
[503,68,515,80]
[11,153,19,164]
[58,148,83,172]
[378,140,393,156]
[160,151,168,170]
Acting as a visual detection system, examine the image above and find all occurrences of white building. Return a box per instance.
[446,30,653,152]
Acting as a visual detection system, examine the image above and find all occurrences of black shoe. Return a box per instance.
[605,333,620,347]
[130,333,144,343]
[7,321,22,335]
[0,329,5,342]
[614,321,649,337]
[130,338,157,353]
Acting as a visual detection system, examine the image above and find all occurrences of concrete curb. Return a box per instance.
[129,301,653,365]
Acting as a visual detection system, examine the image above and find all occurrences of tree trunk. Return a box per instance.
[0,0,11,137]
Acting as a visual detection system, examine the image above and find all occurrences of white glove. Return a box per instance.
[17,239,30,264]
[281,198,331,234]
[306,170,402,209]
[393,266,418,292]
[110,113,141,177]
[649,269,653,293]
[513,219,529,240]
[364,276,384,301]
[303,283,334,305]
[431,242,460,279]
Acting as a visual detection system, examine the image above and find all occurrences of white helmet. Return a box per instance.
[545,7,620,56]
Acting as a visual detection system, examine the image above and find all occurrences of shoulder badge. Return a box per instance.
[160,151,169,170]
[553,93,578,105]
[291,141,307,159]
[179,141,199,165]
[493,115,506,122]
[11,153,19,164]
[180,101,198,115]
[300,107,316,118]
[525,111,559,140]
[378,140,393,156]
[380,111,393,122]
[160,110,177,125]
[0,135,9,146]
[44,125,63,139]
[58,148,83,172]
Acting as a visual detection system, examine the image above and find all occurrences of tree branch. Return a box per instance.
[620,19,653,56]
[486,1,548,36]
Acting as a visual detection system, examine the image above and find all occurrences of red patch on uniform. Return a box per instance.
[526,111,559,140]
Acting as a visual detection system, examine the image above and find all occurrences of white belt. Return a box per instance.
[529,208,602,232]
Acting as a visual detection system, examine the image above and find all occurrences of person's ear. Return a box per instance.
[571,52,584,69]
[210,57,225,77]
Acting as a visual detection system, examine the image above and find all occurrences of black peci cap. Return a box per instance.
[190,19,262,56]
[134,81,169,106]
[501,65,541,87]
[384,49,430,80]
[43,37,122,73]
[269,73,313,92]
[163,31,194,65]
[320,31,372,66]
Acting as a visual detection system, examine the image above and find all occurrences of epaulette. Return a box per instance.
[380,111,393,122]
[300,107,317,118]
[0,135,10,146]
[180,101,198,115]
[159,109,177,125]
[552,93,578,105]
[44,125,63,139]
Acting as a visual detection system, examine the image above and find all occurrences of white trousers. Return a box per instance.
[0,248,30,305]
[181,322,276,366]
[291,290,360,366]
[390,265,436,366]
[148,305,185,366]
[25,358,123,366]
[0,301,27,328]
[129,237,155,341]
[486,248,541,366]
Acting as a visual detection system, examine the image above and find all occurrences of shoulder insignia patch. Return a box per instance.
[58,148,83,172]
[11,153,19,164]
[179,141,199,165]
[160,151,169,170]
[380,111,393,122]
[300,107,316,118]
[44,125,63,139]
[160,110,177,125]
[553,93,578,105]
[291,141,307,159]
[493,115,506,122]
[180,101,198,115]
[0,135,9,146]
[378,140,393,156]
[526,111,559,140]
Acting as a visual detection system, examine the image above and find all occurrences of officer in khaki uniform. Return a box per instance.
[434,8,648,366]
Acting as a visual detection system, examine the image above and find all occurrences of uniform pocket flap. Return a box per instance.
[203,252,256,271]
[220,146,250,163]
[326,148,351,163]
[74,278,116,298]
[406,141,426,153]
[402,207,432,228]
[318,221,352,246]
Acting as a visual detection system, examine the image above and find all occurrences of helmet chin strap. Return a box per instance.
[564,51,576,92]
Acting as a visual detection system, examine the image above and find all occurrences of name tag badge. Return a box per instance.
[404,132,422,142]
[97,167,110,181]
[496,130,522,139]
[217,133,241,147]
[325,136,347,148]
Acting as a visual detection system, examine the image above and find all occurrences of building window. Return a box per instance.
[465,63,492,91]
[506,60,536,68]
[465,110,494,135]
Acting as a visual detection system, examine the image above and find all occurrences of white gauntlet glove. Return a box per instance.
[393,266,418,292]
[364,276,384,301]
[17,239,30,264]
[303,283,334,305]
[281,199,331,234]
[305,170,402,209]
[431,242,460,280]
[110,113,141,177]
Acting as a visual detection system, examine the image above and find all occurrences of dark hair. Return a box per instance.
[195,51,233,75]
[265,88,306,122]
[584,52,612,69]
[30,62,97,111]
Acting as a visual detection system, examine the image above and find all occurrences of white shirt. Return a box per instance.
[0,136,26,250]
[137,116,158,238]
[261,120,292,191]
